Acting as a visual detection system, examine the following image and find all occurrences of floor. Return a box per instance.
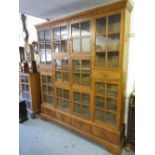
[19,115,135,155]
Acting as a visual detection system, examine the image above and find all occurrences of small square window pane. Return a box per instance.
[61,26,68,40]
[43,95,48,103]
[61,40,67,52]
[56,71,62,81]
[42,75,46,84]
[39,30,44,41]
[95,53,106,67]
[108,35,120,51]
[96,17,106,35]
[107,84,118,97]
[72,23,80,37]
[48,86,53,95]
[82,37,90,52]
[95,96,105,108]
[45,29,50,41]
[82,94,90,105]
[62,60,68,71]
[73,38,80,52]
[64,90,69,99]
[74,103,81,114]
[53,27,60,40]
[43,85,48,94]
[49,96,54,104]
[82,60,90,74]
[95,109,105,122]
[82,106,90,117]
[95,82,105,95]
[96,36,106,52]
[81,21,90,36]
[47,76,52,85]
[57,88,62,97]
[104,112,116,125]
[58,99,63,109]
[82,74,90,86]
[73,73,80,85]
[107,52,119,68]
[74,92,81,102]
[64,100,70,111]
[73,60,80,73]
[106,98,117,111]
[55,60,62,70]
[54,42,61,53]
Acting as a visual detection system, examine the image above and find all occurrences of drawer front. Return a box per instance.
[72,118,91,133]
[92,126,120,145]
[63,115,71,125]
[41,106,46,113]
[55,112,63,121]
[93,71,121,80]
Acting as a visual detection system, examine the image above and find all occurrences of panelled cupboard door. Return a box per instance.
[70,18,92,55]
[93,11,122,70]
[93,80,121,129]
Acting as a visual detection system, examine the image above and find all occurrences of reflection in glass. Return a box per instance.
[95,53,105,67]
[82,106,90,117]
[107,84,118,97]
[55,60,62,70]
[104,112,116,125]
[81,21,90,36]
[96,17,106,35]
[61,40,67,52]
[53,27,60,40]
[74,92,81,102]
[39,30,44,41]
[106,99,117,111]
[45,29,50,41]
[108,35,120,51]
[95,96,105,108]
[82,37,90,52]
[73,38,80,52]
[57,88,62,97]
[74,103,81,114]
[61,26,68,40]
[72,23,80,37]
[95,82,105,95]
[54,42,61,53]
[95,109,104,122]
[108,14,120,34]
[96,36,106,51]
[107,52,119,67]
[56,71,62,81]
[82,94,90,105]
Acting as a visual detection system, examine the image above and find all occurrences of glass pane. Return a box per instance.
[73,60,80,73]
[95,82,105,95]
[43,85,48,94]
[82,60,90,74]
[47,76,52,85]
[107,84,118,97]
[95,96,105,108]
[49,96,54,104]
[73,73,80,85]
[74,92,81,103]
[48,86,53,95]
[96,17,106,35]
[61,26,68,40]
[26,85,29,92]
[73,38,80,52]
[22,84,26,91]
[25,76,28,83]
[61,40,67,52]
[82,74,90,86]
[40,43,46,63]
[54,41,61,53]
[39,30,44,41]
[104,112,116,125]
[43,95,48,103]
[95,53,105,67]
[95,109,104,122]
[63,72,68,82]
[55,60,62,70]
[74,103,81,114]
[71,23,80,37]
[63,90,69,99]
[45,43,51,64]
[42,75,46,84]
[106,99,117,111]
[82,94,90,105]
[81,21,90,36]
[21,76,25,83]
[57,88,62,97]
[82,37,90,52]
[82,106,90,117]
[53,27,60,40]
[108,35,120,51]
[108,14,120,34]
[58,98,63,109]
[25,101,31,109]
[26,93,30,100]
[96,36,106,52]
[45,29,50,41]
[62,60,68,71]
[107,52,119,67]
[64,100,70,111]
[56,71,62,81]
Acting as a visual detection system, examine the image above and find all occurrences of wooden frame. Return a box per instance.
[35,1,132,154]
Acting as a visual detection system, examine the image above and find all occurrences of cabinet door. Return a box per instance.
[94,81,119,126]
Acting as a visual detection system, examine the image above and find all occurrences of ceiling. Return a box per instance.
[19,0,120,20]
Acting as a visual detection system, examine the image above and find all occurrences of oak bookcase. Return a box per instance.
[35,1,132,154]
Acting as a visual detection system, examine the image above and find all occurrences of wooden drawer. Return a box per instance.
[63,115,71,125]
[92,126,120,145]
[55,112,63,121]
[72,118,91,133]
[41,106,46,113]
